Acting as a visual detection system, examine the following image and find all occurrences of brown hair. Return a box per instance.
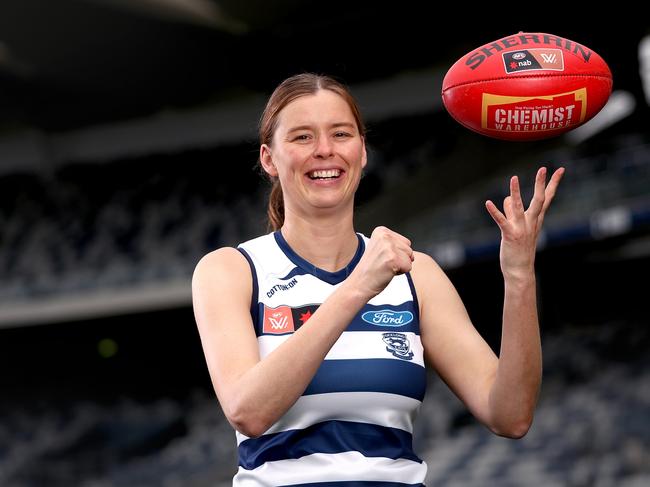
[258,73,366,231]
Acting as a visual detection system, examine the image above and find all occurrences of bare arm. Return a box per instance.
[414,167,564,438]
[192,227,414,437]
[412,252,505,433]
[192,247,367,437]
[484,167,564,436]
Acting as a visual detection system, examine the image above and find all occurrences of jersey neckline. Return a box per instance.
[273,230,365,285]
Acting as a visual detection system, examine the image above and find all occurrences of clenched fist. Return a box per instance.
[348,226,414,299]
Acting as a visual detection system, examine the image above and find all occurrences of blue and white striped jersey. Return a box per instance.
[234,231,427,486]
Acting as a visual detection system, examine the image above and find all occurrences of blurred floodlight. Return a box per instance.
[639,35,650,106]
[566,90,636,144]
[430,240,465,269]
[590,206,633,239]
[88,0,248,33]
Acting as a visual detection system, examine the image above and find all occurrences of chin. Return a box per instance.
[310,197,354,212]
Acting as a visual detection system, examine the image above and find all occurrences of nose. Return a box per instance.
[313,135,334,159]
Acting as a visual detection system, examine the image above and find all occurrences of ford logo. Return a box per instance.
[362,310,413,327]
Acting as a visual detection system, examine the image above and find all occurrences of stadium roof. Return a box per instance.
[0,1,647,134]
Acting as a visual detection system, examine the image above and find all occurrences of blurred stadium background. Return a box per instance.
[0,1,649,485]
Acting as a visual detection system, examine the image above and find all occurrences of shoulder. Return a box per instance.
[193,231,276,281]
[194,246,249,273]
[411,250,445,280]
[410,250,460,302]
[192,247,251,292]
[407,248,472,335]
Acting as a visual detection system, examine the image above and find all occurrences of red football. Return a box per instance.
[441,32,613,141]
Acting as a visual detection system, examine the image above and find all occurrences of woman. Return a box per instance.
[192,73,564,486]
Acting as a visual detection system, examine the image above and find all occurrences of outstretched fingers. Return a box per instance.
[510,175,525,219]
[487,167,565,232]
[485,199,508,230]
[542,167,565,213]
[534,167,565,231]
[527,167,547,219]
[503,195,513,220]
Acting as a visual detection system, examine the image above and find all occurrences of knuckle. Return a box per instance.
[373,225,389,235]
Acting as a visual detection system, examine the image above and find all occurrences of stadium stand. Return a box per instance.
[2,119,649,314]
[0,319,647,486]
[1,112,649,486]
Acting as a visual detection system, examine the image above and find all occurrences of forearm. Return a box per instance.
[488,272,542,437]
[230,279,369,436]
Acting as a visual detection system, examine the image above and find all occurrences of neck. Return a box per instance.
[280,207,358,273]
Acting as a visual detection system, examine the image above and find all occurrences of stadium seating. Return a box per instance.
[0,320,647,486]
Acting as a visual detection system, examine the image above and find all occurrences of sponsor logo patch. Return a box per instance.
[382,332,414,361]
[263,305,295,334]
[362,310,413,327]
[261,304,319,334]
[481,88,587,133]
[503,49,564,73]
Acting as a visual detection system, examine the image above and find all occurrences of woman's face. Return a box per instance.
[260,89,367,217]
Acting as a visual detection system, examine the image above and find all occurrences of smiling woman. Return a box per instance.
[257,74,368,232]
[191,72,564,486]
[258,89,367,230]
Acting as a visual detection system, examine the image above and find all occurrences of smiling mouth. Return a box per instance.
[308,169,342,180]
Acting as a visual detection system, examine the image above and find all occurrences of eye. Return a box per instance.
[334,131,352,138]
[292,134,311,141]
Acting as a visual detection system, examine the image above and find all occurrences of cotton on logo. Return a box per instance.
[541,53,557,63]
[263,305,295,334]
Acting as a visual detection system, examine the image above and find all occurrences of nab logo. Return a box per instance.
[263,305,295,334]
[503,48,564,74]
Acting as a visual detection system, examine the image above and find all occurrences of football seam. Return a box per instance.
[442,73,613,92]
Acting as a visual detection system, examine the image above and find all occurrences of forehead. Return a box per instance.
[276,90,355,131]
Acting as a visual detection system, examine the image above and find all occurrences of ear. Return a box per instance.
[259,144,278,177]
[361,138,368,169]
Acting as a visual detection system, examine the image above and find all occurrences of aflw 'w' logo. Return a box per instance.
[268,313,288,330]
[263,305,295,334]
[541,53,557,63]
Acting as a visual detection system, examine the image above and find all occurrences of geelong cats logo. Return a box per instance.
[382,332,414,361]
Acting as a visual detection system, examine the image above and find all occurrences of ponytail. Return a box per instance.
[267,179,284,231]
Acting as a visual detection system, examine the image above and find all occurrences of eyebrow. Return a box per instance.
[287,122,356,134]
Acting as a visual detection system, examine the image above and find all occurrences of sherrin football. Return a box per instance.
[441,32,613,141]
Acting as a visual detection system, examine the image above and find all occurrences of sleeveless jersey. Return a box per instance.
[234,231,427,486]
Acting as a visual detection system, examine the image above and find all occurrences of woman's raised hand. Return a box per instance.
[485,167,565,281]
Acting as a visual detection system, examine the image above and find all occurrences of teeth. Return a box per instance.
[309,169,341,179]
